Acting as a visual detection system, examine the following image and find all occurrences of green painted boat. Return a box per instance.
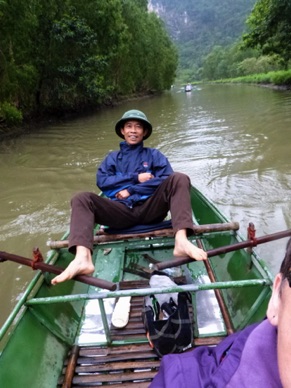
[1,184,287,388]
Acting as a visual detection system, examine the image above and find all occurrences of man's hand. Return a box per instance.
[138,172,154,182]
[115,189,130,199]
[115,173,154,199]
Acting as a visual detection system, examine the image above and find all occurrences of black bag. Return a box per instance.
[142,273,193,358]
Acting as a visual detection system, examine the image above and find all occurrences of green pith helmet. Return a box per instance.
[115,109,153,140]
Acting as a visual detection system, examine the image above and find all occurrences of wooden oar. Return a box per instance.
[155,228,291,271]
[48,221,239,249]
[0,251,117,291]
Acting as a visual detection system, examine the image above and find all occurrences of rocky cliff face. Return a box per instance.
[148,0,256,69]
[148,0,184,40]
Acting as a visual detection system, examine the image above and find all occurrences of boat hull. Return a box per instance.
[0,185,274,387]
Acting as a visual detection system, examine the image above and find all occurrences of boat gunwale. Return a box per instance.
[0,248,62,344]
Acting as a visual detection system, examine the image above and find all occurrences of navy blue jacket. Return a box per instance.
[96,141,173,208]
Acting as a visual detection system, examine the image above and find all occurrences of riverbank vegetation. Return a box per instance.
[196,0,291,86]
[0,0,177,129]
[213,70,291,88]
[2,0,291,130]
[154,0,291,86]
[150,0,257,84]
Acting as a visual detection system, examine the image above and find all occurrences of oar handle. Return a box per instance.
[155,228,291,271]
[0,251,117,291]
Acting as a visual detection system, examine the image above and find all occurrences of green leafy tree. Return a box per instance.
[30,0,125,111]
[0,0,38,109]
[0,0,177,124]
[243,0,291,67]
[237,55,282,75]
[201,46,226,80]
[110,1,177,94]
[142,13,178,91]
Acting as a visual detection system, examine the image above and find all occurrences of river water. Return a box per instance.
[0,84,290,326]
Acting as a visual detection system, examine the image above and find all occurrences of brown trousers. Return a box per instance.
[69,172,194,253]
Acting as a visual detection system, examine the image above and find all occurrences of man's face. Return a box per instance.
[267,274,291,386]
[121,120,147,145]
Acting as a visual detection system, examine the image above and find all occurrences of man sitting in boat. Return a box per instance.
[150,237,291,388]
[52,109,207,285]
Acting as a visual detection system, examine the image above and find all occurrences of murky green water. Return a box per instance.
[0,84,290,326]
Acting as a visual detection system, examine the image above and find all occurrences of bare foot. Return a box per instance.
[174,230,207,261]
[51,246,94,285]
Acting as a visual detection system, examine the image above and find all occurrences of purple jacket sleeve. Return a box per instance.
[150,323,260,388]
